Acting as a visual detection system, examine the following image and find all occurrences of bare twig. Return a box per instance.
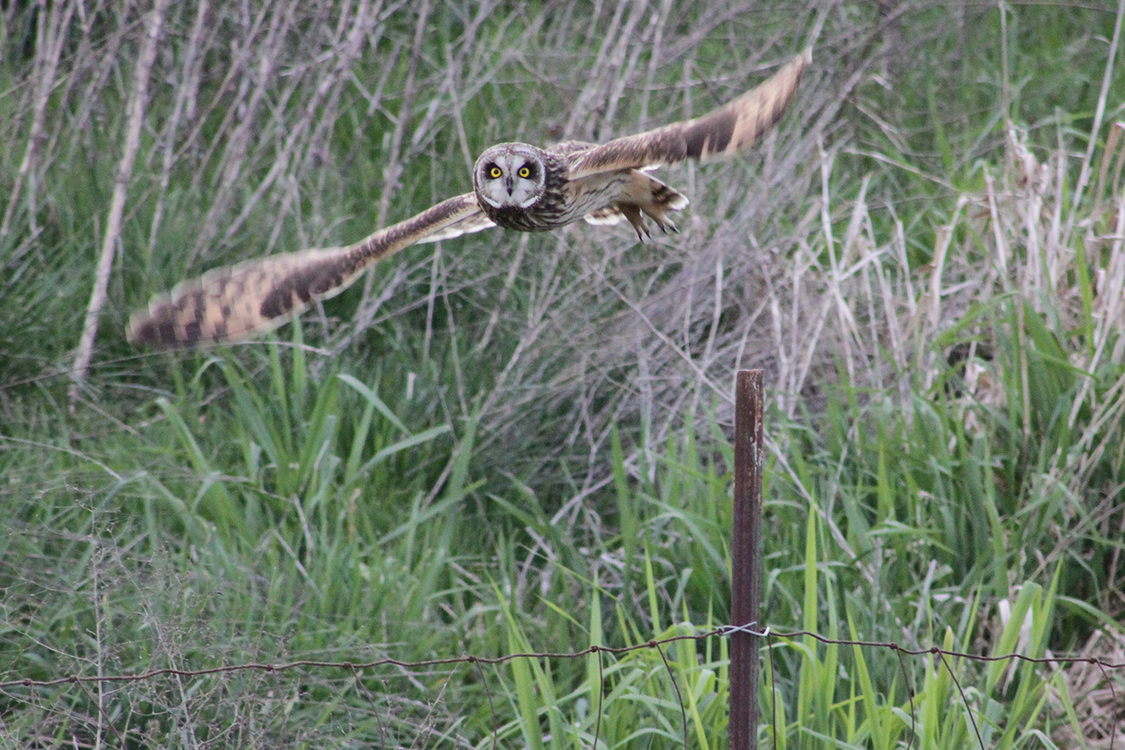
[69,0,171,406]
[0,1,75,243]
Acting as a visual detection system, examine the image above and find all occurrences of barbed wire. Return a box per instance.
[3,625,1121,749]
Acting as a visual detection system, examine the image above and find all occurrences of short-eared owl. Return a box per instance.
[128,50,809,348]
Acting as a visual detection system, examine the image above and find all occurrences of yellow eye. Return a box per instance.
[517,166,531,178]
[489,166,502,179]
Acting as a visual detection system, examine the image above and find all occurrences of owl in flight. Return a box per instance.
[128,50,809,348]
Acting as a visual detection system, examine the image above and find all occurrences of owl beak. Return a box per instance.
[504,175,514,195]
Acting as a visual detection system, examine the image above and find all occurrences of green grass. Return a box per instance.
[2,1,1123,747]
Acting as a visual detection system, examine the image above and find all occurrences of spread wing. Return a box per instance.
[127,193,489,348]
[565,49,809,179]
[415,207,495,244]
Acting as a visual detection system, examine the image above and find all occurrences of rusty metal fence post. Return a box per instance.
[730,369,764,750]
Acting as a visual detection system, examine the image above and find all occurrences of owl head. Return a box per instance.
[473,143,547,209]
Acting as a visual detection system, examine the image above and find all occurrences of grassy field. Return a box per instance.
[2,1,1123,747]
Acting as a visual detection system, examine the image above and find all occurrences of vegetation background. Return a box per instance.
[1,1,1123,747]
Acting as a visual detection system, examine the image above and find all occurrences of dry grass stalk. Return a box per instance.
[69,0,172,407]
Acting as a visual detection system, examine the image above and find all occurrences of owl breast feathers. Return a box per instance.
[128,49,810,348]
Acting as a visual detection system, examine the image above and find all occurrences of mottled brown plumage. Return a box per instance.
[566,50,810,177]
[127,194,480,346]
[128,50,809,348]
